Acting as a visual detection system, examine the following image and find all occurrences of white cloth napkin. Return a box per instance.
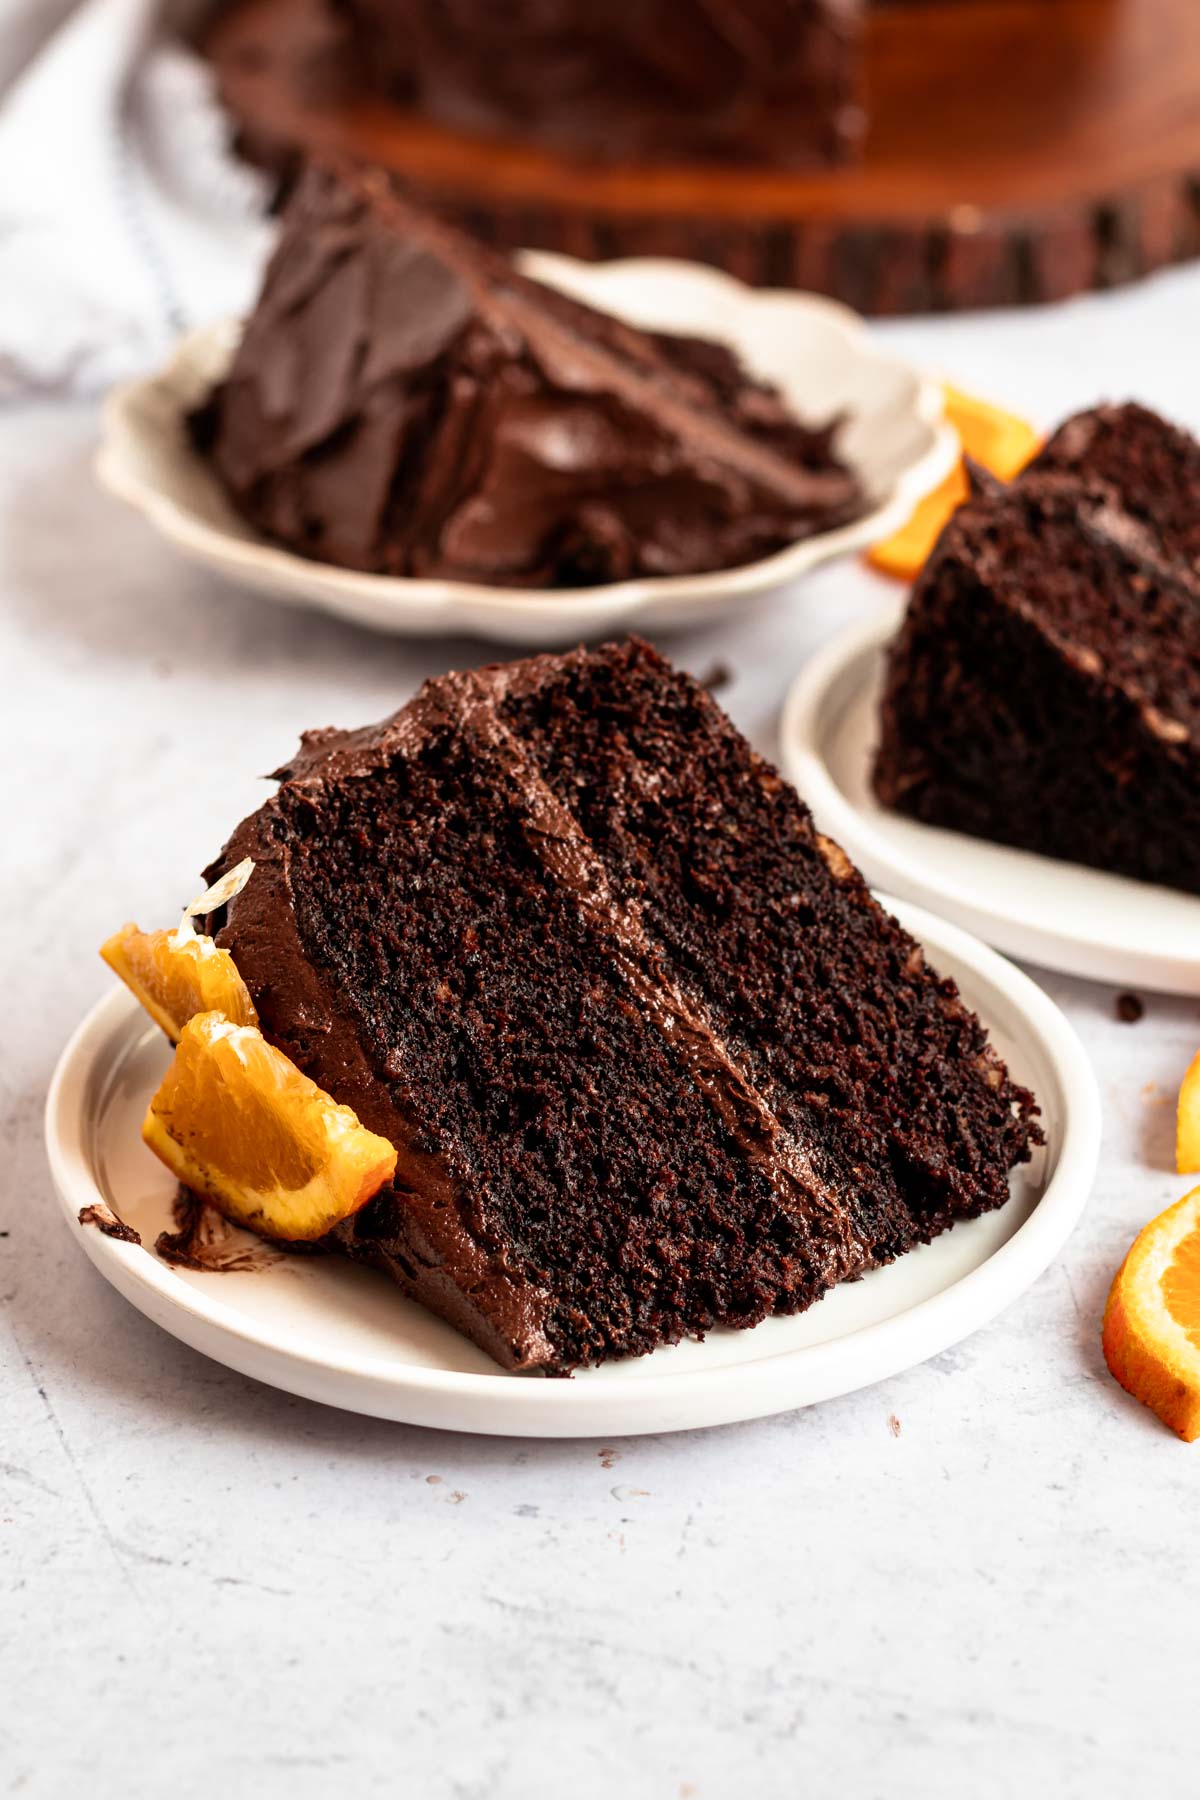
[0,0,273,399]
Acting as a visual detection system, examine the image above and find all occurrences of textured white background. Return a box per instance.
[5,264,1200,1799]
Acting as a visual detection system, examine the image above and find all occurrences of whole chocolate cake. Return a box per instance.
[874,403,1200,894]
[331,0,864,168]
[190,161,866,587]
[197,637,1039,1373]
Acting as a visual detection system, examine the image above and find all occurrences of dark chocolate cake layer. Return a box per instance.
[190,161,865,587]
[502,645,1031,1249]
[874,431,1200,894]
[331,0,864,169]
[203,638,1038,1373]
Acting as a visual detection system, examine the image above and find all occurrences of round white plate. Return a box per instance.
[781,607,1200,995]
[47,898,1097,1437]
[95,254,956,647]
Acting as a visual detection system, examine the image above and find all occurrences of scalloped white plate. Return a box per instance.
[95,253,956,646]
[781,607,1200,994]
[46,898,1098,1437]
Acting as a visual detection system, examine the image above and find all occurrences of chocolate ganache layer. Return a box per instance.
[201,638,1039,1374]
[190,160,866,588]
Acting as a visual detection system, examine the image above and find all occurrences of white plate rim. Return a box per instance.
[780,607,1200,995]
[45,897,1099,1437]
[94,251,959,645]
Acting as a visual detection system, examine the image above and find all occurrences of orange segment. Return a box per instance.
[102,921,258,1041]
[941,384,1043,479]
[142,1012,397,1242]
[1164,1225,1200,1347]
[868,385,1042,581]
[1102,1185,1200,1441]
[1176,1049,1200,1174]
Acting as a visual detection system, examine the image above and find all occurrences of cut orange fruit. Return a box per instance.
[1102,1186,1200,1441]
[101,857,259,1041]
[102,921,258,1041]
[142,1012,397,1242]
[1176,1050,1200,1174]
[868,385,1042,581]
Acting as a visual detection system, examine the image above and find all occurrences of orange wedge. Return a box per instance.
[1102,1186,1200,1441]
[142,1012,397,1242]
[102,921,258,1041]
[868,385,1042,581]
[1176,1050,1200,1174]
[101,857,259,1041]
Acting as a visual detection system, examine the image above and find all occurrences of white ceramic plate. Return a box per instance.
[95,254,956,647]
[47,898,1097,1437]
[781,607,1200,995]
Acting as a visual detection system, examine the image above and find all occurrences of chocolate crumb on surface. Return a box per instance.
[78,1203,141,1245]
[697,660,734,693]
[1116,992,1145,1023]
[155,1187,284,1273]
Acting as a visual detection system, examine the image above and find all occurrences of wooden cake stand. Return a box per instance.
[203,0,1200,314]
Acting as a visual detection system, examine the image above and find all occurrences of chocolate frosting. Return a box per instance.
[191,161,865,588]
[331,0,864,169]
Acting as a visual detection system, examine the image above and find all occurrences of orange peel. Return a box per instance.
[868,385,1042,581]
[1102,1185,1200,1442]
[101,859,258,1040]
[1176,1050,1200,1174]
[102,922,258,1040]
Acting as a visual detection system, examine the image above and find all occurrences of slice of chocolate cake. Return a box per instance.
[199,637,1038,1373]
[190,160,865,587]
[874,405,1200,893]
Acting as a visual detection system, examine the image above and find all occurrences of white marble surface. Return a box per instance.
[6,265,1200,1799]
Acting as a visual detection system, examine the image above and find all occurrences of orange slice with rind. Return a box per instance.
[1102,1185,1200,1442]
[1176,1050,1200,1174]
[101,858,258,1040]
[142,1011,397,1242]
[868,385,1042,581]
[102,923,258,1040]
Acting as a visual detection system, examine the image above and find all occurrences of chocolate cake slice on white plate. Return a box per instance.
[129,637,1041,1373]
